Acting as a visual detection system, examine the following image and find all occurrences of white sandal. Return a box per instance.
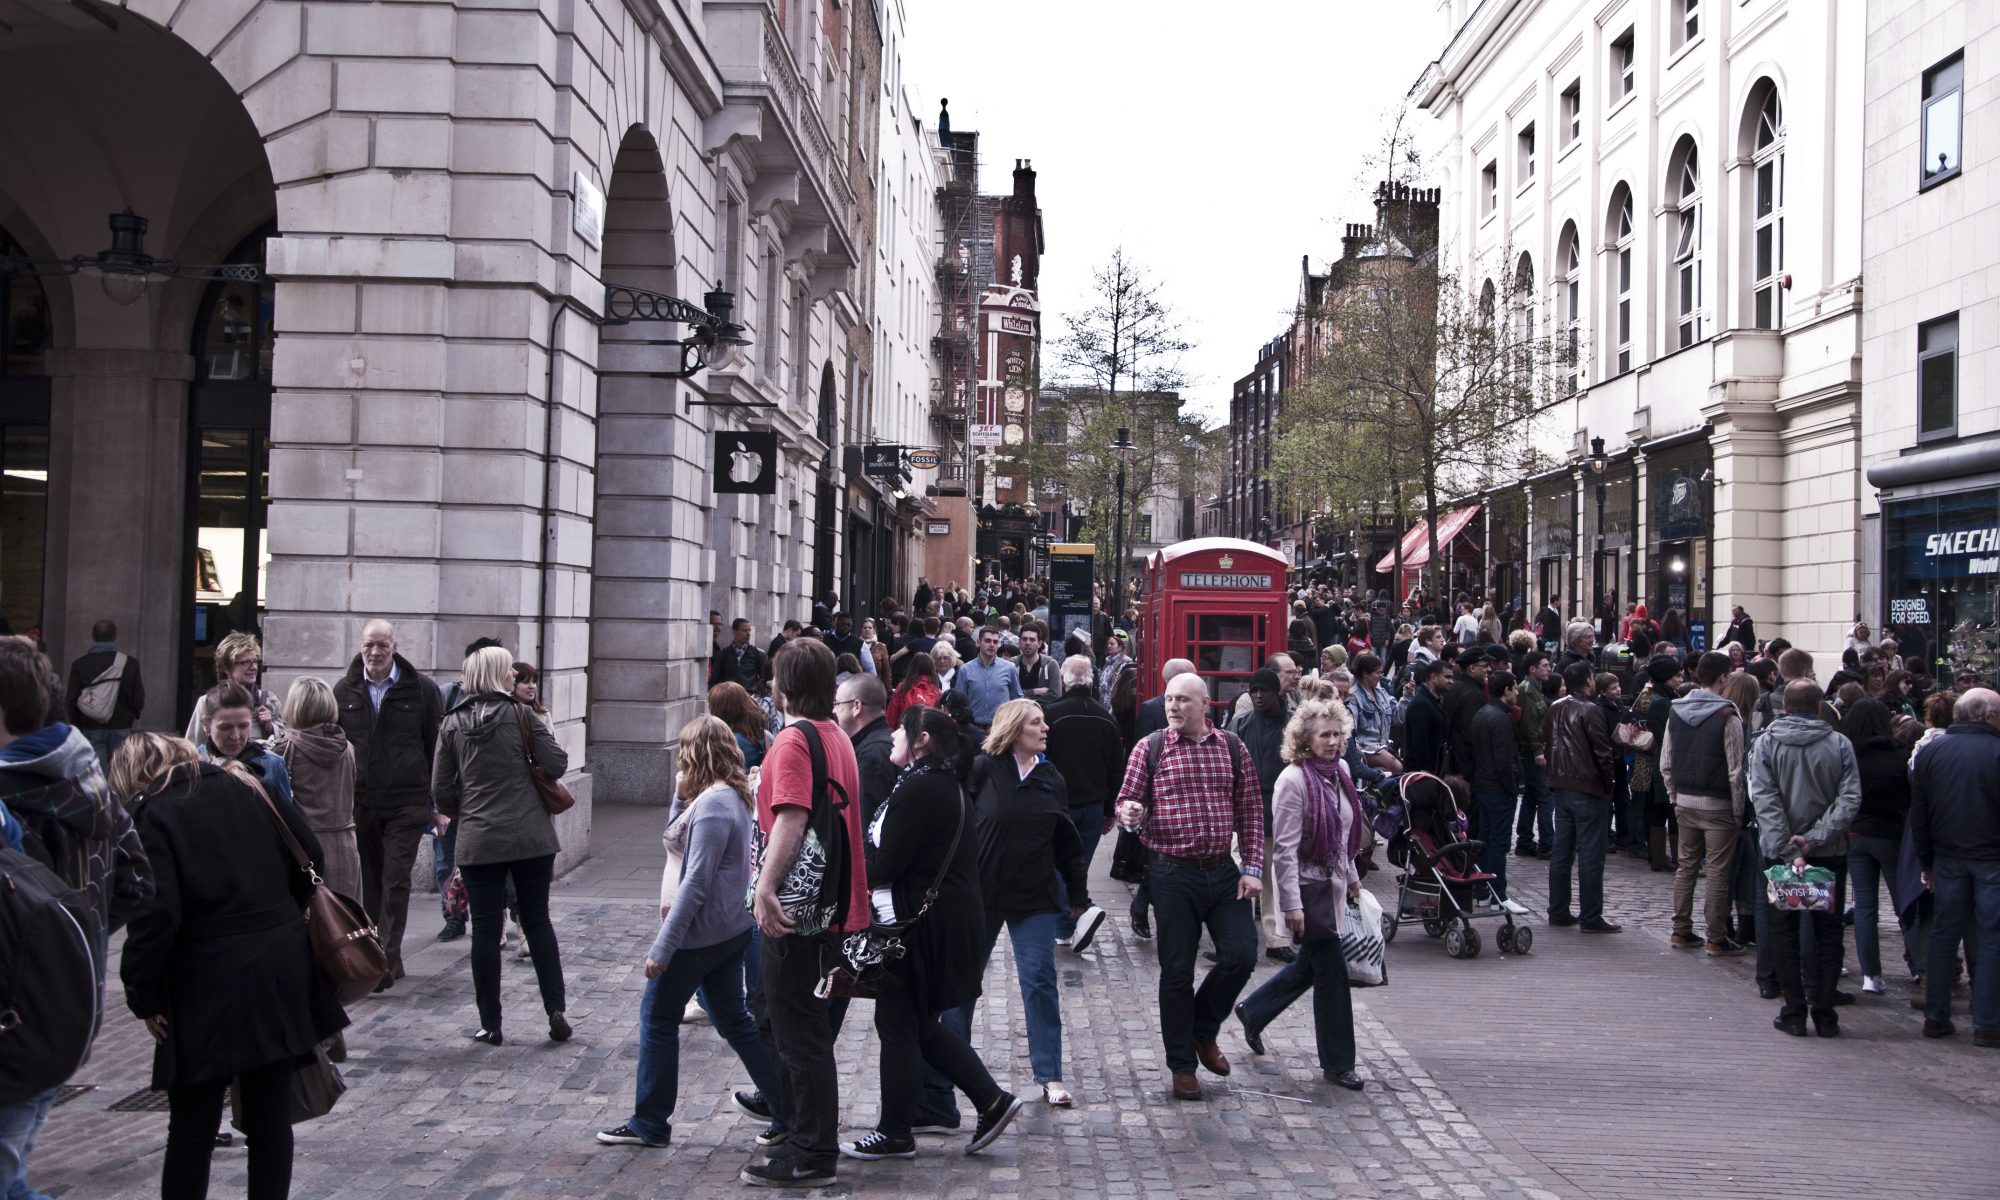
[1042,1082,1074,1107]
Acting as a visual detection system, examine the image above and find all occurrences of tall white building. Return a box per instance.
[868,0,943,604]
[1861,1,1999,680]
[1415,0,1865,668]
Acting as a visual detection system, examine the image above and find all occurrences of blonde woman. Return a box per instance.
[946,697,1090,1107]
[432,645,570,1046]
[597,716,780,1149]
[1233,698,1368,1090]
[113,732,347,1200]
[270,677,362,901]
[183,630,280,743]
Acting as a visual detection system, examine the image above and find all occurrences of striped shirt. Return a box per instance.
[1114,724,1264,875]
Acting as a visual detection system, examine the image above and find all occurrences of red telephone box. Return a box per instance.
[1140,538,1291,722]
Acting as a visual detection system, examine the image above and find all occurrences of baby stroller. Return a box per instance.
[1379,772,1533,958]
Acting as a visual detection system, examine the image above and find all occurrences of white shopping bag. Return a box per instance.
[1340,889,1388,987]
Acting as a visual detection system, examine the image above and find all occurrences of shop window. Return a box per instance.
[1919,313,1959,441]
[1611,28,1635,102]
[1883,491,2000,679]
[0,418,48,637]
[1922,53,1964,189]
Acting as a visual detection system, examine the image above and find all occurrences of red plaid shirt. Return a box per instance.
[1115,724,1264,873]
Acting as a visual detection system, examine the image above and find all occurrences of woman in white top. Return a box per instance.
[1451,603,1481,646]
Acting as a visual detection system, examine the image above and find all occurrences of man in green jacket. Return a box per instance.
[1514,651,1553,857]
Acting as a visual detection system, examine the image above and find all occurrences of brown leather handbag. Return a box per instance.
[515,702,575,815]
[244,772,387,1006]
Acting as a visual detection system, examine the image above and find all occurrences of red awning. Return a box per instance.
[1374,503,1483,574]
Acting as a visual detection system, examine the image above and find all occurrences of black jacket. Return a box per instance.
[966,753,1088,918]
[64,646,145,730]
[1404,686,1448,774]
[121,763,347,1089]
[1227,705,1289,822]
[333,654,443,808]
[1720,615,1756,652]
[710,641,769,692]
[1043,686,1125,820]
[1850,737,1913,842]
[1911,722,2000,865]
[1547,695,1613,797]
[849,716,897,822]
[1536,605,1562,645]
[1443,678,1486,777]
[1135,696,1168,740]
[865,763,984,1012]
[1468,700,1520,797]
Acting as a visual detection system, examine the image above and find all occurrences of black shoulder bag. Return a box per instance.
[819,767,965,1000]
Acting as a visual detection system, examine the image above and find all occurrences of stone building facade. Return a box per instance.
[1862,0,2000,680]
[0,0,933,849]
[1417,0,1865,668]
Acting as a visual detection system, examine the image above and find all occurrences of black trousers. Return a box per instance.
[1769,857,1848,1020]
[754,934,839,1165]
[872,970,1003,1139]
[461,855,565,1032]
[355,804,427,972]
[164,1060,293,1200]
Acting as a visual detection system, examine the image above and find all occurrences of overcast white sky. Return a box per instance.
[902,1,1452,426]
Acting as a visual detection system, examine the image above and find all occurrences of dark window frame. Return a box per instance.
[1918,313,1959,442]
[1920,52,1965,191]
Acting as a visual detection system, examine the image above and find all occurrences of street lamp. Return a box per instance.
[1589,435,1608,640]
[1111,426,1137,621]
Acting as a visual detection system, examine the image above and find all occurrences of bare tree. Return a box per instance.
[1274,121,1568,595]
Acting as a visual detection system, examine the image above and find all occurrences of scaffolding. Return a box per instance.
[930,128,986,497]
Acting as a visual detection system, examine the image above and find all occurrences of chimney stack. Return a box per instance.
[1012,158,1036,200]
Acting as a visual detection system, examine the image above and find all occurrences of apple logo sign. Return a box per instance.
[715,431,776,493]
[729,442,764,484]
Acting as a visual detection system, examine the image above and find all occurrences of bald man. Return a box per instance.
[1114,672,1263,1101]
[335,618,445,991]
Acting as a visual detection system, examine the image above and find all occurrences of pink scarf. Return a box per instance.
[1300,757,1361,867]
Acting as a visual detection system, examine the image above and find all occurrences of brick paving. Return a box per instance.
[29,806,1998,1199]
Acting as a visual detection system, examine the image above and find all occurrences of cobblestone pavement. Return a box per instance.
[33,806,2000,1199]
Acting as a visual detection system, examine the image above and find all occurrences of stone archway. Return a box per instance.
[586,125,706,804]
[0,1,277,719]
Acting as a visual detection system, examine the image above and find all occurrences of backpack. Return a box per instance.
[75,654,126,724]
[0,843,102,1105]
[1136,727,1249,813]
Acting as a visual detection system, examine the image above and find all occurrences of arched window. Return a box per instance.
[1748,83,1785,329]
[1512,251,1536,348]
[1478,278,1497,334]
[1557,222,1582,392]
[1607,185,1635,374]
[1668,137,1702,348]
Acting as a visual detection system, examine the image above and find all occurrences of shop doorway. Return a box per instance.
[0,225,51,639]
[181,230,275,718]
[1538,556,1565,617]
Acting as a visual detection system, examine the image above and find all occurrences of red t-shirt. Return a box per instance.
[755,719,870,934]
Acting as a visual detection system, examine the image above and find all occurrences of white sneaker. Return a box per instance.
[1069,906,1107,953]
[513,918,531,958]
[1861,975,1886,995]
[684,997,709,1023]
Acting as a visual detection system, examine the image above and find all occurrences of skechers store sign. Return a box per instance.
[1920,526,2000,573]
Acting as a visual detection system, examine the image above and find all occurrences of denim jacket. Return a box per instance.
[1347,681,1394,754]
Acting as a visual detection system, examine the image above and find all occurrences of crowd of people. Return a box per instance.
[2,569,1995,1198]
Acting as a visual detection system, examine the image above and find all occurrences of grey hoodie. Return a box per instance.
[1659,689,1745,815]
[1747,714,1862,860]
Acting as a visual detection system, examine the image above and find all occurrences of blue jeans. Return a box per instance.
[1472,792,1511,899]
[0,1089,56,1200]
[1235,936,1355,1074]
[1850,834,1926,978]
[629,929,780,1142]
[947,911,1064,1083]
[1548,788,1609,922]
[1056,803,1106,938]
[1514,750,1551,850]
[1926,855,2000,1031]
[1147,858,1257,1073]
